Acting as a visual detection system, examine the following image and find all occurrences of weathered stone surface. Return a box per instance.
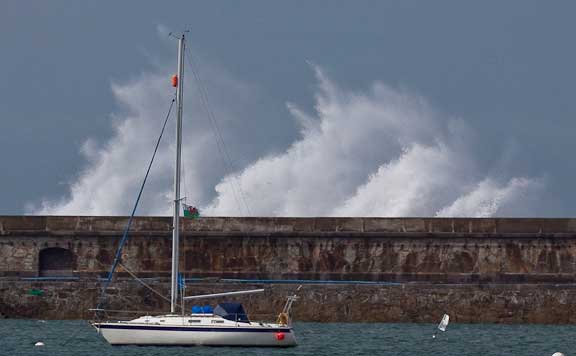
[2,216,576,323]
[1,279,576,324]
[1,216,576,283]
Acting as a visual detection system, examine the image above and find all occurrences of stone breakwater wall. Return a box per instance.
[1,279,576,324]
[2,216,576,283]
[2,215,576,323]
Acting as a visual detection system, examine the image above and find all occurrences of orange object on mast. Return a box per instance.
[171,75,178,88]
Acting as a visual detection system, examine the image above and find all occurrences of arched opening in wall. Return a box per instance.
[38,247,75,277]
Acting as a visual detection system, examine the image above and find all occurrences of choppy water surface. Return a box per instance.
[0,320,574,356]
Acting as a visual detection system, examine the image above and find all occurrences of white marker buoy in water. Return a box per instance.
[438,314,450,332]
[34,342,45,347]
[552,353,565,356]
[432,313,450,339]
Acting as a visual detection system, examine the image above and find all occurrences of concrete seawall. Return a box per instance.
[1,216,576,323]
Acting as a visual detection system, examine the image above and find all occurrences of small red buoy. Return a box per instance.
[275,332,285,341]
[171,75,178,88]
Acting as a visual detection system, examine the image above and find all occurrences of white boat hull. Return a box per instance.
[94,322,297,347]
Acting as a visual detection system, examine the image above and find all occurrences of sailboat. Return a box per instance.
[91,33,298,347]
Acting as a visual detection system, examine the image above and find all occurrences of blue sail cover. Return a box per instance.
[214,303,250,322]
[191,305,214,314]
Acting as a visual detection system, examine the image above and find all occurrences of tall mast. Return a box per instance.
[171,34,185,314]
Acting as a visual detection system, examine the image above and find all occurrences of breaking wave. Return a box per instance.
[32,64,544,217]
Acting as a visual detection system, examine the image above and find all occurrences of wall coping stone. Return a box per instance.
[1,216,576,237]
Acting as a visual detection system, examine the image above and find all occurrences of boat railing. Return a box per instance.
[244,313,294,327]
[90,309,295,327]
[89,308,159,323]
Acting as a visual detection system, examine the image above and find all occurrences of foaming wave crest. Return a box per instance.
[32,64,544,217]
[205,66,543,217]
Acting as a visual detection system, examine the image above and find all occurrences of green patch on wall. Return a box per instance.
[28,289,43,296]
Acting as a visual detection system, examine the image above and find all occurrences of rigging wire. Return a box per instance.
[94,259,171,309]
[184,47,245,215]
[96,94,176,311]
[118,262,173,304]
[91,259,180,318]
[181,140,190,207]
[184,45,253,217]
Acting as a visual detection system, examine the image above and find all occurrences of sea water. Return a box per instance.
[0,320,574,356]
